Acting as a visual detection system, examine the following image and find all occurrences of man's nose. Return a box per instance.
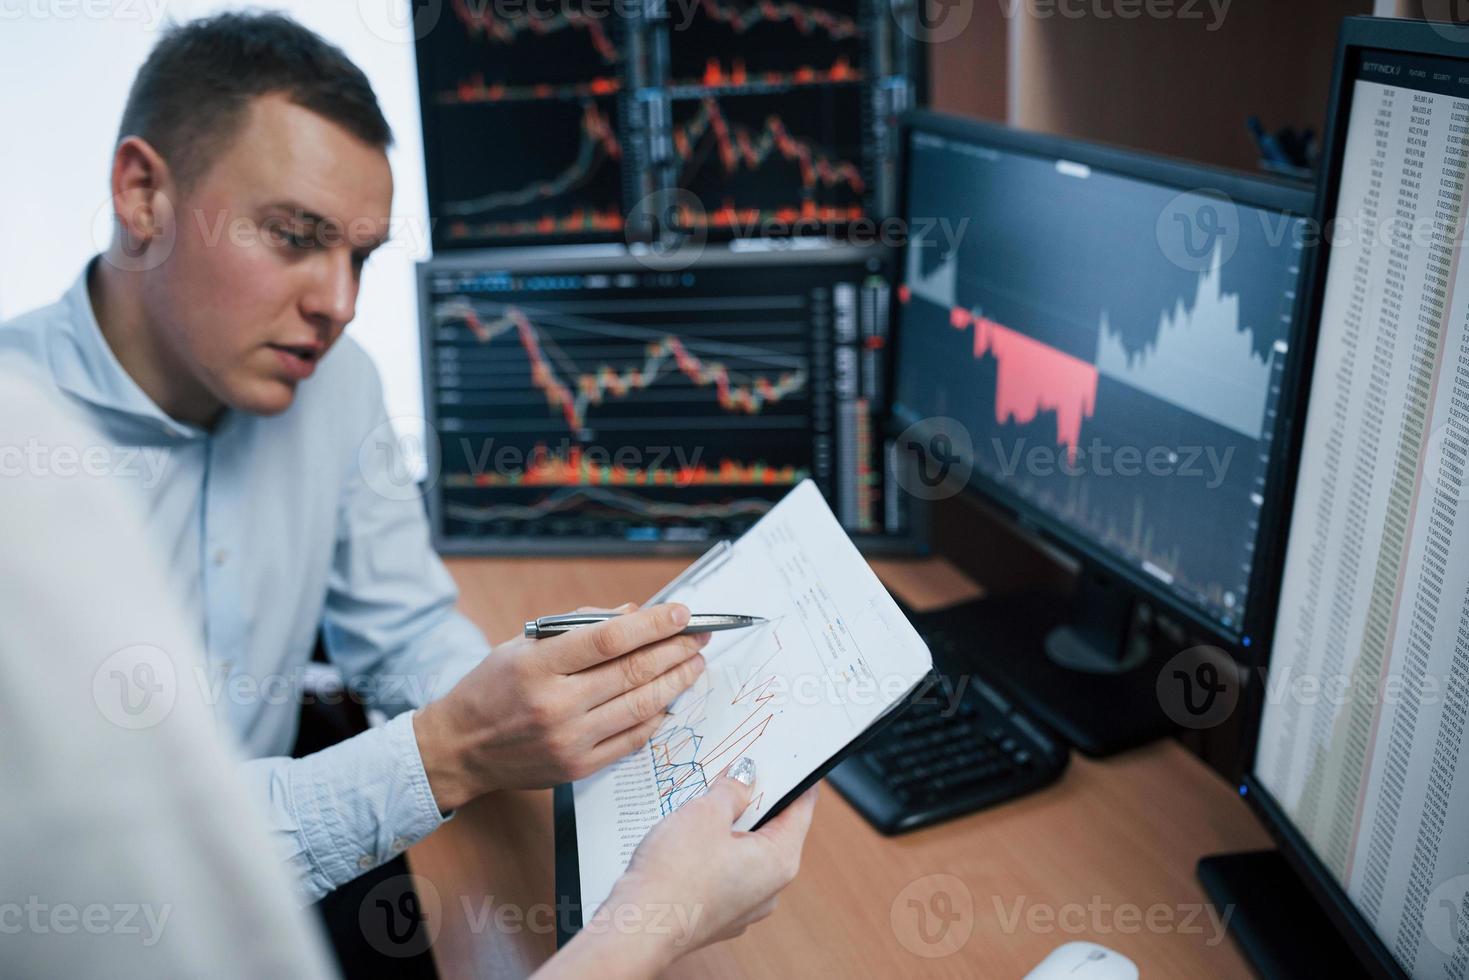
[301,249,357,330]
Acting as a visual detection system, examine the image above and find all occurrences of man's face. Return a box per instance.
[146,93,393,418]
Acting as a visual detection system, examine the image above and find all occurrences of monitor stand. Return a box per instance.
[920,573,1176,756]
[1197,850,1371,979]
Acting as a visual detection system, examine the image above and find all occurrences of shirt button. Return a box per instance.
[391,838,407,853]
[358,855,374,870]
[212,549,228,567]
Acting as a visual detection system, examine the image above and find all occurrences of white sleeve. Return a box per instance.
[0,370,338,980]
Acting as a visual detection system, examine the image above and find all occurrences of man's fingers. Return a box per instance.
[574,633,708,708]
[573,602,639,614]
[585,652,705,734]
[545,603,690,674]
[584,711,666,772]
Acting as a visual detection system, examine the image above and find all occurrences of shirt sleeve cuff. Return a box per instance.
[288,709,448,900]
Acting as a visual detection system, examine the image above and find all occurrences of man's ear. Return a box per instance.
[110,136,176,259]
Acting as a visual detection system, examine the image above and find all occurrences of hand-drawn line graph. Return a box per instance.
[649,621,785,815]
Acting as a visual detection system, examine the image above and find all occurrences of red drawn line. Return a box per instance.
[697,713,774,778]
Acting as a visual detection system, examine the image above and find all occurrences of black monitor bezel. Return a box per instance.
[1235,16,1469,980]
[886,108,1318,650]
[418,241,928,555]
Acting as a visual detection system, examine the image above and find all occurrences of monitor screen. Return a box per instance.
[1252,41,1469,979]
[890,119,1310,636]
[413,0,922,249]
[421,245,911,550]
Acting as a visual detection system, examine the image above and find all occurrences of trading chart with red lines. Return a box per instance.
[892,131,1308,633]
[424,249,903,547]
[414,0,920,248]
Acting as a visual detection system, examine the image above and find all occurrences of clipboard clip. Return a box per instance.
[646,539,734,605]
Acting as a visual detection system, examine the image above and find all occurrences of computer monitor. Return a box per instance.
[888,111,1317,753]
[419,243,918,552]
[413,0,924,250]
[1221,18,1469,980]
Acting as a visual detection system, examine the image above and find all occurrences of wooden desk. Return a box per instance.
[410,557,1269,978]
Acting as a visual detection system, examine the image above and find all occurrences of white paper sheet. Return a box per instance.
[571,480,933,918]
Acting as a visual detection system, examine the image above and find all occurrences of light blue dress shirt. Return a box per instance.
[0,261,492,903]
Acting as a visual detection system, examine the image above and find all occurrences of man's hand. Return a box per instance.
[413,603,708,811]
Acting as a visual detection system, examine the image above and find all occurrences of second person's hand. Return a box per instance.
[536,759,820,979]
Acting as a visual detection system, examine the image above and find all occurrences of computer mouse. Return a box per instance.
[1022,941,1140,980]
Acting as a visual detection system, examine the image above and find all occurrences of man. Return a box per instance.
[0,12,709,904]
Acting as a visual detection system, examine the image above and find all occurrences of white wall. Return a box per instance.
[0,2,431,447]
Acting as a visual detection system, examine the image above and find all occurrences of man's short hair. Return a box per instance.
[117,12,393,190]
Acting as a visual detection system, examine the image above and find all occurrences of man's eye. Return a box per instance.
[270,226,315,250]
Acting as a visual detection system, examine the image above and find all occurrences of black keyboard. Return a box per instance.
[828,630,1068,834]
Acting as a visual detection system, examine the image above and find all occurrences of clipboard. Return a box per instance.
[552,666,938,947]
[550,481,934,946]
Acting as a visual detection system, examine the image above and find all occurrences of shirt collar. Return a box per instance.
[50,260,208,440]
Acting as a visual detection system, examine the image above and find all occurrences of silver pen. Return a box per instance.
[524,612,767,638]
